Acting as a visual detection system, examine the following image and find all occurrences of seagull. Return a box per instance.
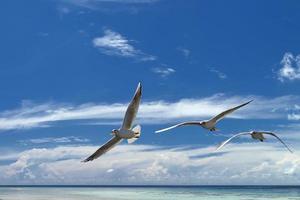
[155,100,253,133]
[216,131,293,153]
[83,83,142,162]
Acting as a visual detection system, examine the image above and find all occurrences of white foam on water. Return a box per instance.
[0,187,298,200]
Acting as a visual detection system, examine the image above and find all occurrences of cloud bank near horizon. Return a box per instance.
[0,142,298,185]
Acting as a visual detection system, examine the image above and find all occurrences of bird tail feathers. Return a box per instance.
[128,125,141,144]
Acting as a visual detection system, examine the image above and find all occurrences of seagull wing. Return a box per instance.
[216,132,251,151]
[122,83,142,130]
[261,131,293,153]
[210,100,253,123]
[82,136,123,162]
[155,121,200,133]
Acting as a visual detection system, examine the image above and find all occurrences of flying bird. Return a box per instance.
[155,100,252,133]
[216,131,293,153]
[83,83,142,162]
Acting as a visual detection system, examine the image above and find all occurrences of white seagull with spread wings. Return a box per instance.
[216,131,293,153]
[83,83,142,162]
[155,100,252,133]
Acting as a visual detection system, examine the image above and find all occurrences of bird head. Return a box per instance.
[111,129,118,136]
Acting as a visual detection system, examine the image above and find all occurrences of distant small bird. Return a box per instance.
[83,83,142,162]
[216,131,293,153]
[155,100,252,133]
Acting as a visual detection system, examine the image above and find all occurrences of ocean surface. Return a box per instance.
[0,186,299,200]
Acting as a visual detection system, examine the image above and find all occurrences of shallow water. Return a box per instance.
[0,186,300,200]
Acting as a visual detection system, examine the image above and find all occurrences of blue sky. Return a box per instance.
[0,0,300,185]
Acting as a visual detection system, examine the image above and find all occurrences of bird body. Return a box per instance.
[251,131,265,142]
[113,128,140,139]
[199,120,218,131]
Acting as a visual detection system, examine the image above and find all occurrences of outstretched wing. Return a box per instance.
[155,121,200,133]
[261,131,293,153]
[216,132,251,151]
[82,136,123,162]
[122,83,142,130]
[210,100,253,123]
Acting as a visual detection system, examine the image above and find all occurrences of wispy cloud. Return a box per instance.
[19,136,89,145]
[288,114,300,120]
[63,0,159,5]
[177,47,190,58]
[57,5,71,15]
[0,142,298,185]
[278,52,300,81]
[93,29,156,61]
[62,0,160,11]
[210,68,227,79]
[151,66,176,78]
[0,94,299,130]
[58,0,159,15]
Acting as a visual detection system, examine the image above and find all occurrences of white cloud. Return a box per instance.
[151,67,175,77]
[278,52,300,81]
[177,47,190,58]
[64,0,159,5]
[286,104,300,120]
[93,29,156,61]
[62,0,159,11]
[0,142,299,185]
[19,136,89,145]
[288,114,300,120]
[0,94,299,130]
[57,6,71,14]
[94,0,159,3]
[57,0,159,15]
[210,68,227,79]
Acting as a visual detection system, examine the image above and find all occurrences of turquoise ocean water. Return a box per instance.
[0,186,299,200]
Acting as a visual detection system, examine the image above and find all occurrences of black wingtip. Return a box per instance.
[241,99,253,107]
[81,158,92,163]
[246,99,254,104]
